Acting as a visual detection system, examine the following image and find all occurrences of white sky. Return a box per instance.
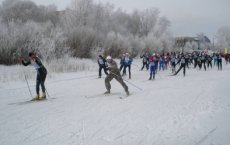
[1,0,230,39]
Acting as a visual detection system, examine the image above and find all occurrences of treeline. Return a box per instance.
[0,0,174,65]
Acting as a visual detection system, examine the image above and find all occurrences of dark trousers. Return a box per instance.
[120,65,124,71]
[217,62,222,70]
[149,66,155,80]
[99,65,108,77]
[175,64,186,76]
[207,61,212,68]
[171,62,176,73]
[194,59,198,68]
[123,65,131,78]
[141,62,148,70]
[201,61,206,70]
[36,67,47,95]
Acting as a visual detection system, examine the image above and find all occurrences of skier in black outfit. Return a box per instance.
[200,54,207,71]
[193,52,198,68]
[207,55,213,68]
[98,55,108,78]
[197,55,202,69]
[140,54,149,70]
[21,52,47,100]
[217,54,222,70]
[185,54,190,69]
[173,54,186,76]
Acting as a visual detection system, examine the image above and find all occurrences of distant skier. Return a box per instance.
[122,53,133,79]
[119,54,125,72]
[200,53,207,71]
[149,57,156,80]
[140,54,149,71]
[104,56,129,96]
[213,53,217,66]
[185,54,190,69]
[159,55,165,71]
[197,55,202,69]
[173,54,186,76]
[97,55,108,78]
[21,52,47,100]
[193,52,198,68]
[170,54,176,73]
[217,54,222,70]
[153,53,159,74]
[164,54,169,70]
[207,55,213,68]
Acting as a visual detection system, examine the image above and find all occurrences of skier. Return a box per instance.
[170,54,176,73]
[21,52,47,100]
[119,54,125,72]
[98,55,108,78]
[200,53,207,71]
[193,52,198,68]
[153,53,159,74]
[185,53,190,69]
[149,57,156,80]
[197,55,202,69]
[159,55,165,71]
[122,53,133,79]
[104,56,129,96]
[173,54,186,76]
[140,53,149,71]
[164,54,169,70]
[213,53,217,66]
[207,55,213,68]
[217,54,222,70]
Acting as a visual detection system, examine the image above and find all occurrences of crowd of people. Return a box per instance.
[95,50,229,96]
[139,51,227,78]
[98,51,229,82]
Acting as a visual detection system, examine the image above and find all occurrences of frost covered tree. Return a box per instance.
[0,0,63,64]
[0,0,174,64]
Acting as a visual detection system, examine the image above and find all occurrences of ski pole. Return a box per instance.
[21,66,33,98]
[15,52,33,98]
[110,72,143,91]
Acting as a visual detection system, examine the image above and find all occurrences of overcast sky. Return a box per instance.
[1,0,230,39]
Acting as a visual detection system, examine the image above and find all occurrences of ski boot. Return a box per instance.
[31,95,39,101]
[149,76,152,80]
[104,90,110,94]
[39,92,46,100]
[126,90,130,96]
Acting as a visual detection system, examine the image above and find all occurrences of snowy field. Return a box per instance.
[0,59,230,145]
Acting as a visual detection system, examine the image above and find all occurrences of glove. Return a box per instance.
[106,67,111,71]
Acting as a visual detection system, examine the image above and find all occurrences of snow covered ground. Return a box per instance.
[0,60,230,145]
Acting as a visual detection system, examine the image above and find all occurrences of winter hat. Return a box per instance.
[106,56,112,60]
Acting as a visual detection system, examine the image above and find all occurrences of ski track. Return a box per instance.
[0,60,230,145]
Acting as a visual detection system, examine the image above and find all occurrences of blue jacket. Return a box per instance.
[124,56,133,65]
